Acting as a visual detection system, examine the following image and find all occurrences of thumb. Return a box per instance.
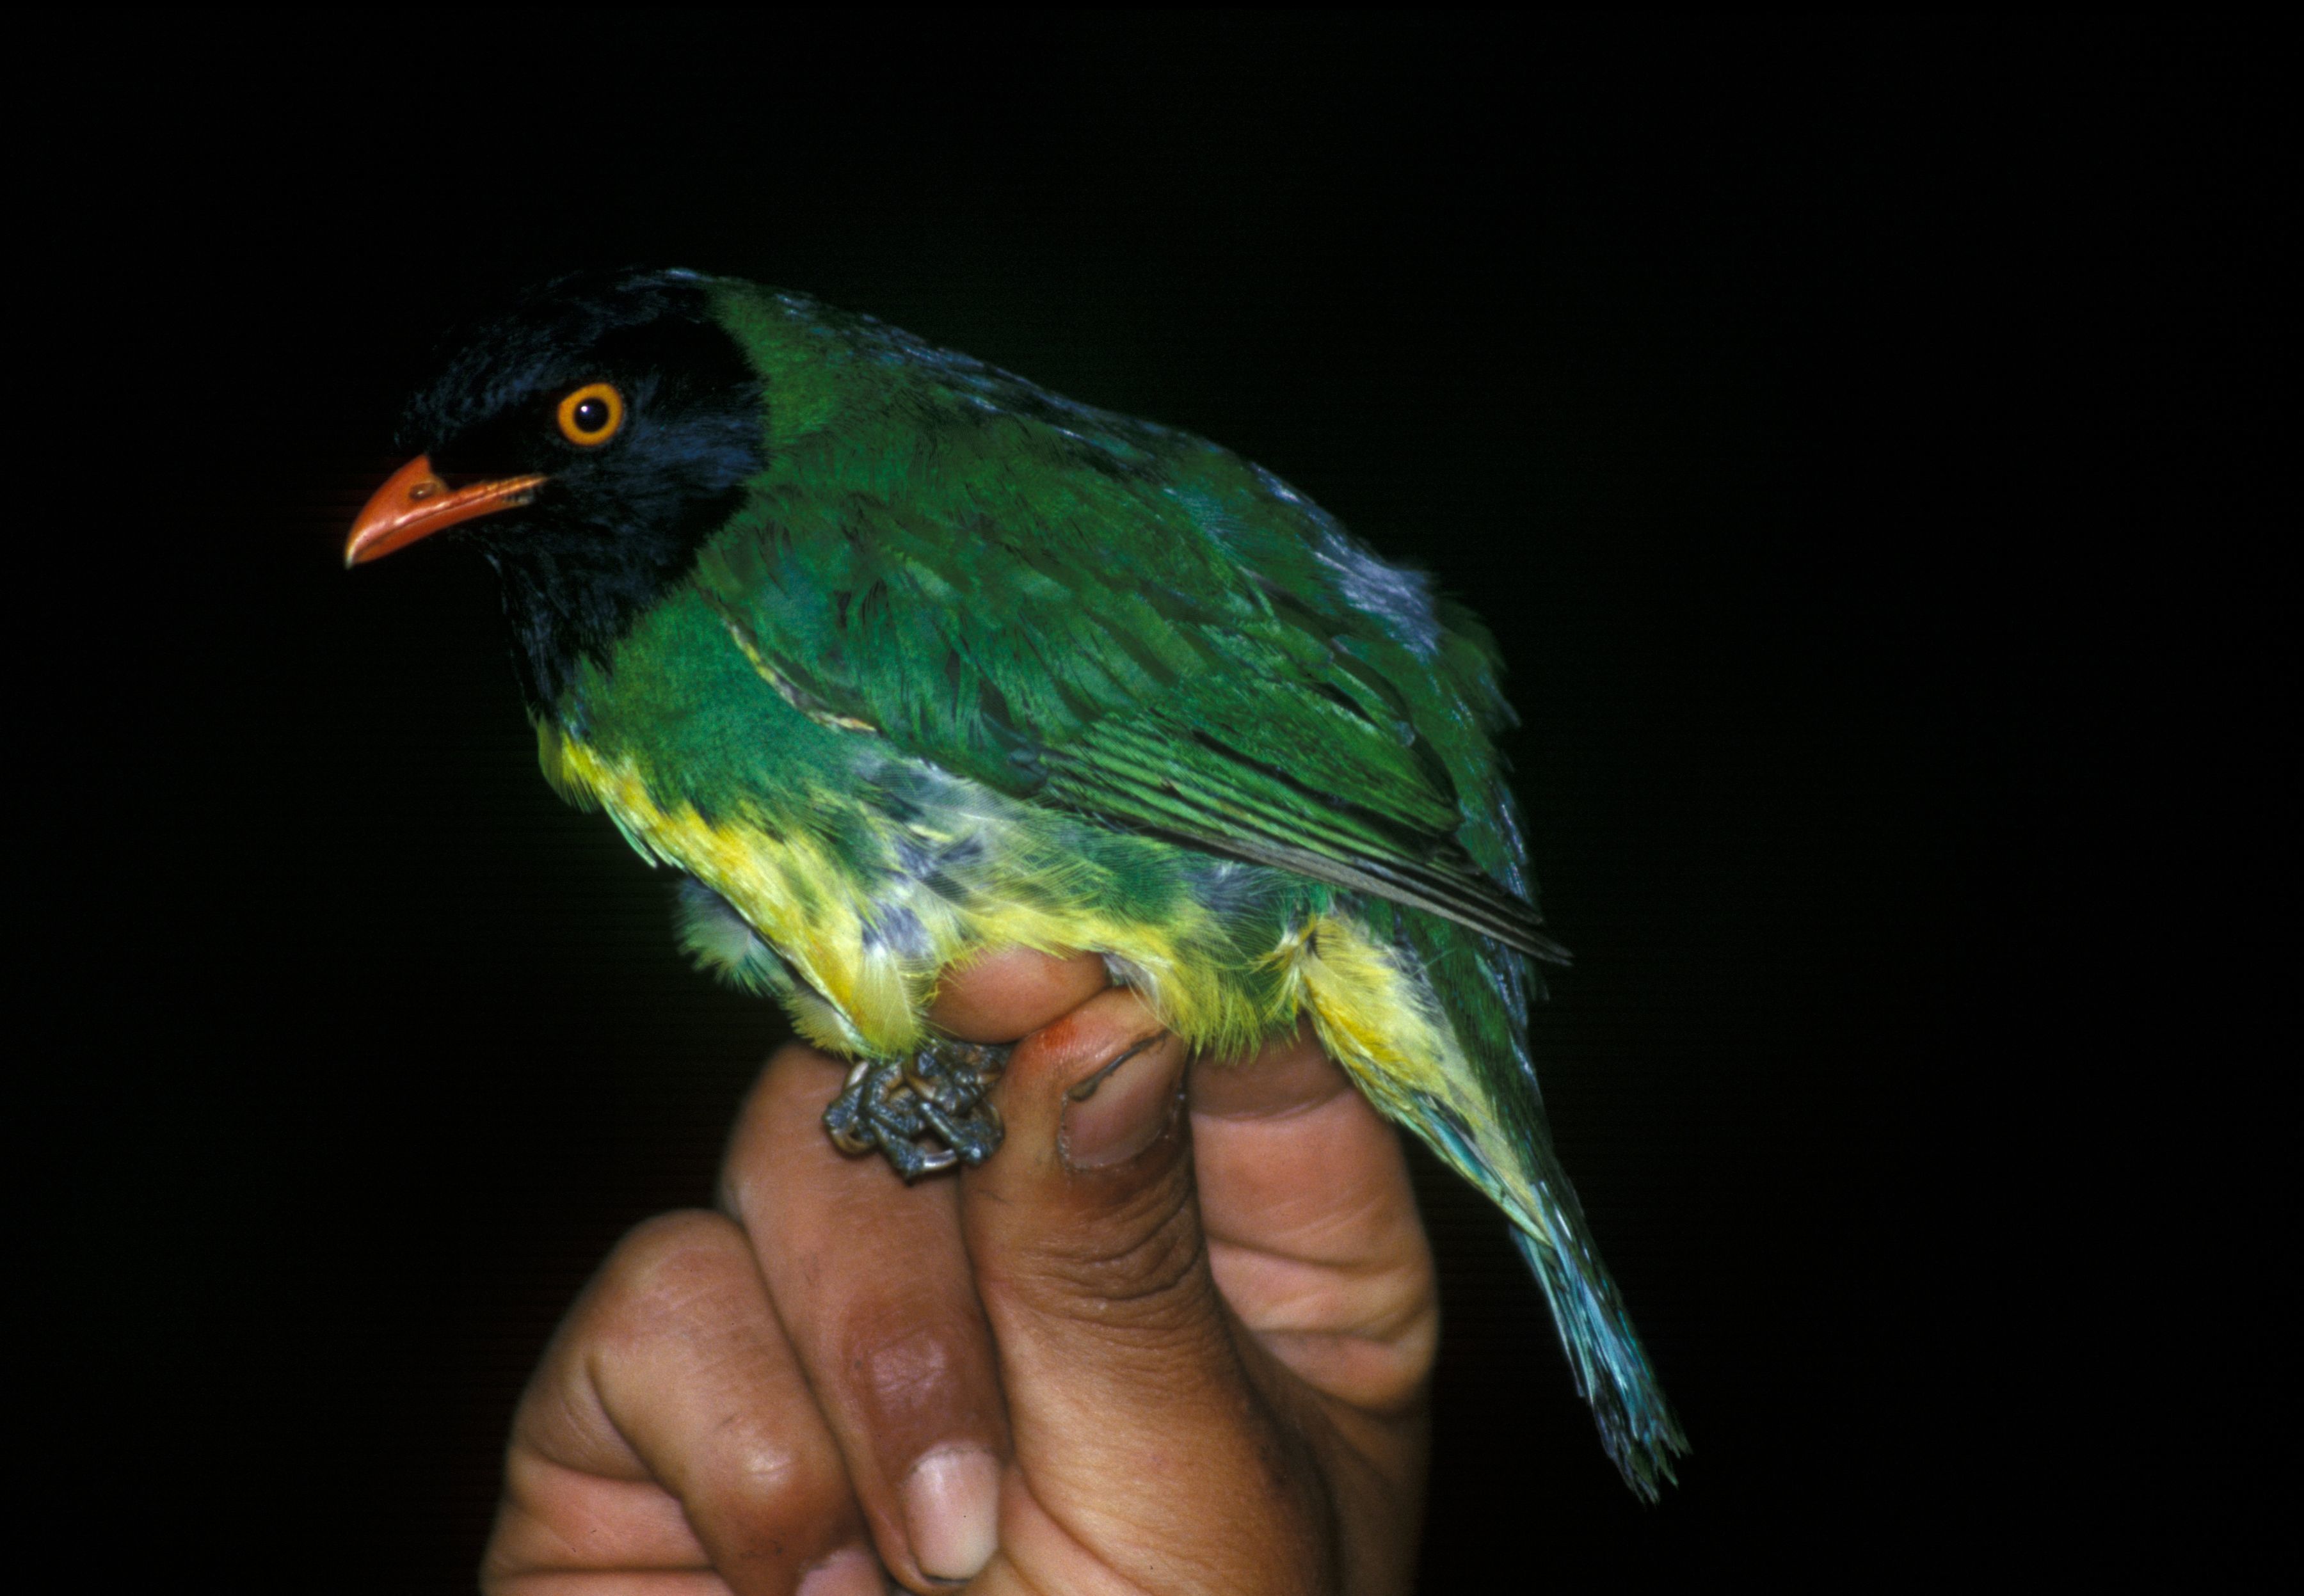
[959,987,1328,1590]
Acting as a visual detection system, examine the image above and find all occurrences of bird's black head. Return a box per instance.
[348,268,764,712]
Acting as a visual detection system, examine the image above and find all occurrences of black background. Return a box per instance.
[27,14,2275,1588]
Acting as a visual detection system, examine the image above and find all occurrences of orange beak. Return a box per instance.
[343,455,549,567]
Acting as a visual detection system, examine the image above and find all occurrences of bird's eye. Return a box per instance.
[556,382,625,447]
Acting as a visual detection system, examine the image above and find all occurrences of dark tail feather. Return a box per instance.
[1510,1173,1690,1500]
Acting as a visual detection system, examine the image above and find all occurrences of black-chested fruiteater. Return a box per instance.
[346,269,1686,1494]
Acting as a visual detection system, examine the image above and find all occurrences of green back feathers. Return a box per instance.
[689,281,1561,964]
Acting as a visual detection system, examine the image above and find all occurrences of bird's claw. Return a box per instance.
[824,1041,1009,1180]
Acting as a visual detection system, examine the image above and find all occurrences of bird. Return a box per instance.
[344,267,1687,1496]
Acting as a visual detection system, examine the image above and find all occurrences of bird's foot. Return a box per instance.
[823,1040,1010,1180]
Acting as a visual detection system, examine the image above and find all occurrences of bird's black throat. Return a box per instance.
[401,270,766,715]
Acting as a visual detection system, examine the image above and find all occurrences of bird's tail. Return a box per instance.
[1411,1084,1688,1499]
[1293,906,1686,1494]
[1502,1137,1689,1499]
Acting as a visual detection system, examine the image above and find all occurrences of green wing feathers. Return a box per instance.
[698,283,1564,961]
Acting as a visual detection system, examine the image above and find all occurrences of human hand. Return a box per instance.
[481,948,1437,1593]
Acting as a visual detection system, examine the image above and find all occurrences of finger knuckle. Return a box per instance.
[847,1313,965,1408]
[590,1210,748,1332]
[1013,1181,1217,1341]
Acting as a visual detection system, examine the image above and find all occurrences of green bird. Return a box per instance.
[346,268,1686,1496]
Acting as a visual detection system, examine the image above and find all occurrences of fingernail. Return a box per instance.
[797,1547,885,1596]
[902,1447,1000,1581]
[1060,1033,1185,1169]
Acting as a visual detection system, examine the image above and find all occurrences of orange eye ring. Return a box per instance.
[556,382,625,446]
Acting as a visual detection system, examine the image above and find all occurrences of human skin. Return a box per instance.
[481,947,1438,1594]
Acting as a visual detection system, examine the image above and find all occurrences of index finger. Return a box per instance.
[1190,1022,1439,1417]
[925,945,1110,1042]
